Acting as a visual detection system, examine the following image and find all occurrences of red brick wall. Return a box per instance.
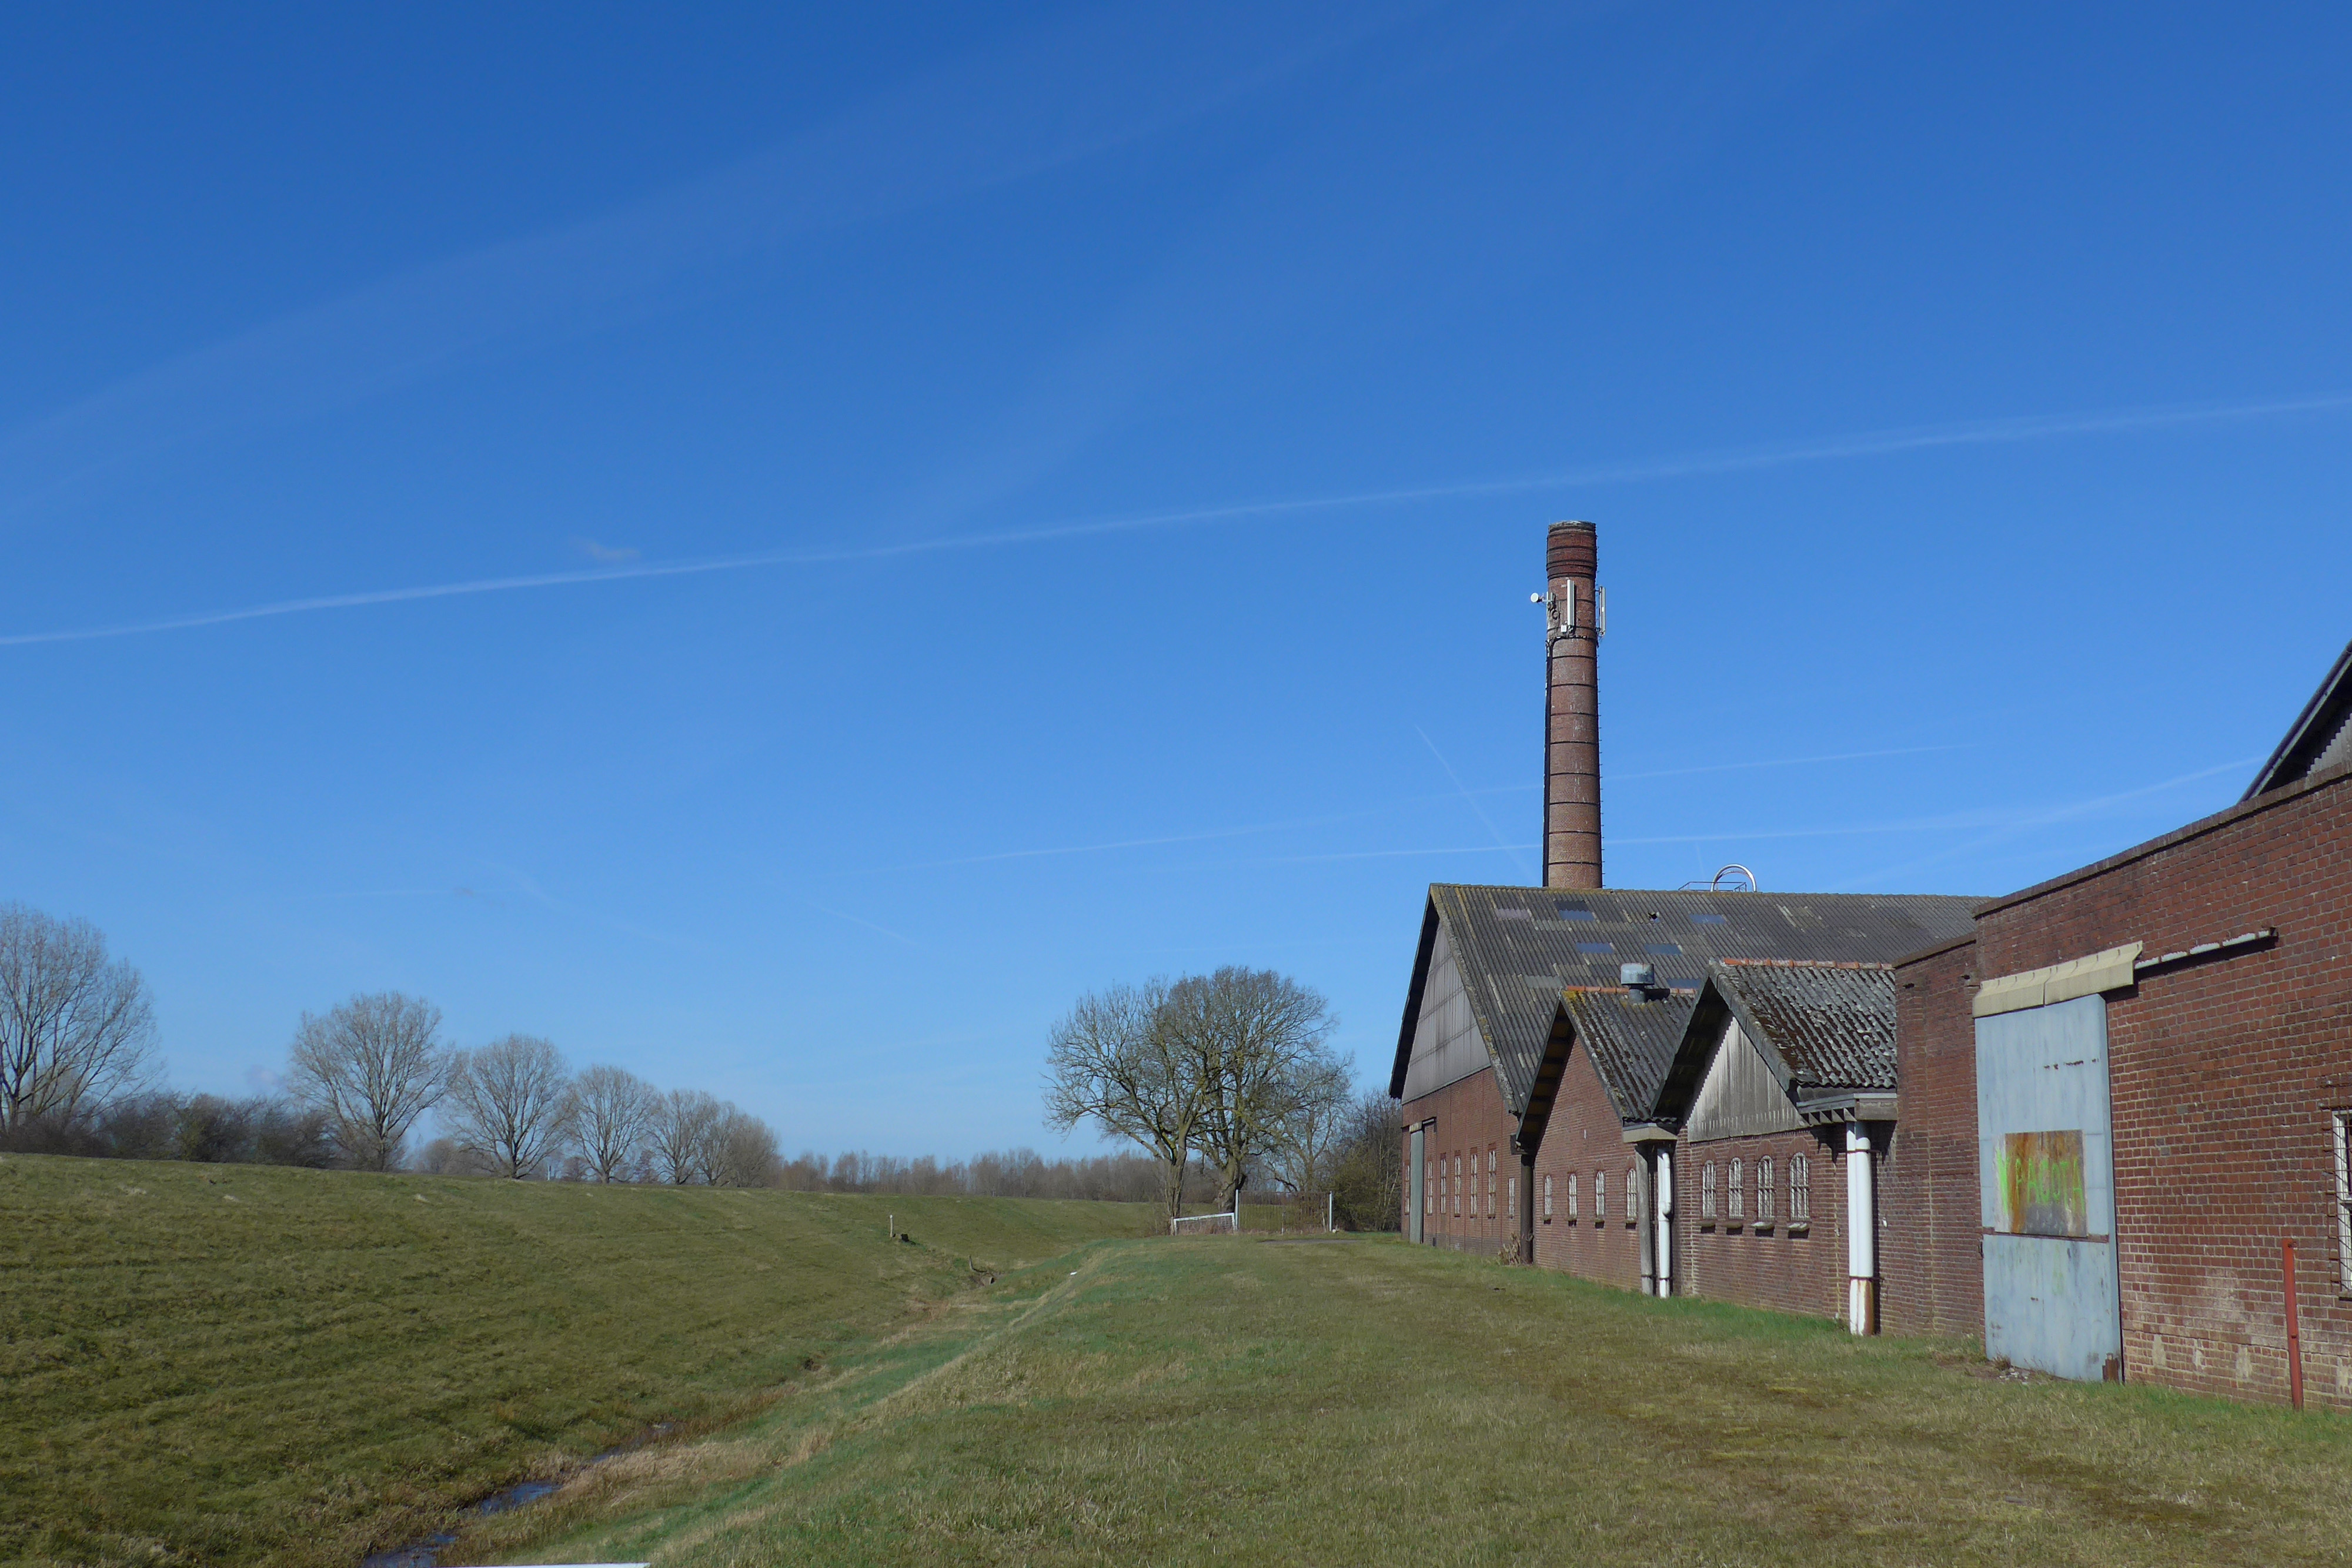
[1399,1065,1516,1256]
[1528,1044,1645,1289]
[1902,765,2352,1408]
[1883,938,1984,1339]
[1673,1128,1854,1319]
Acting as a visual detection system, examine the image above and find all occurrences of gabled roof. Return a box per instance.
[2246,636,2352,798]
[1654,959,1898,1126]
[1391,883,1979,1122]
[1517,986,1695,1156]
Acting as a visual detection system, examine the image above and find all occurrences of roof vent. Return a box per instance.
[1620,962,1656,989]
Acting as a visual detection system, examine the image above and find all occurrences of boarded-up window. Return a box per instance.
[1790,1155,1810,1223]
[1728,1158,1745,1221]
[1759,1158,1776,1224]
[1702,1162,1718,1221]
[1999,1129,2089,1236]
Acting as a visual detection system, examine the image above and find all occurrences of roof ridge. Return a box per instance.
[1716,958,1894,971]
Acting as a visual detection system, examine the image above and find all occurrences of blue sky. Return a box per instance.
[6,3,2349,1157]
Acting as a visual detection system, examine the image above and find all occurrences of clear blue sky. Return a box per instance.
[6,4,2348,1158]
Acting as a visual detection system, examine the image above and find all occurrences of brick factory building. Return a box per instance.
[1649,959,1901,1329]
[1883,639,2352,1407]
[1391,520,1971,1310]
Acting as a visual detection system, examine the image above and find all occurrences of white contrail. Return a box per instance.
[6,390,2346,649]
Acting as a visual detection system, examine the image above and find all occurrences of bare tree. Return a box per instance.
[1167,967,1338,1215]
[1329,1090,1404,1231]
[709,1103,781,1188]
[442,1034,575,1179]
[0,904,156,1142]
[285,992,450,1171]
[1265,1049,1355,1197]
[1044,978,1207,1222]
[651,1088,722,1185]
[572,1064,659,1182]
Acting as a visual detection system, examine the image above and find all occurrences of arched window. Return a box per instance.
[1593,1169,1606,1224]
[1487,1147,1498,1217]
[1542,1173,1553,1220]
[1702,1161,1718,1221]
[1790,1155,1810,1223]
[1508,1175,1517,1221]
[1452,1154,1462,1216]
[1566,1172,1579,1220]
[1625,1166,1638,1221]
[1728,1158,1745,1221]
[1759,1157,1776,1223]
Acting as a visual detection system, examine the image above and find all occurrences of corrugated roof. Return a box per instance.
[1391,884,1979,1113]
[1561,987,1695,1123]
[1709,959,1897,1091]
[2246,635,2352,798]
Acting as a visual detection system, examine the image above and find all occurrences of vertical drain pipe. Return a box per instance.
[1654,1146,1674,1296]
[1846,1124,1877,1335]
[2285,1236,2305,1410]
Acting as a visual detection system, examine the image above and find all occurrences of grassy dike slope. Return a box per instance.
[494,1236,2352,1568]
[0,1153,1154,1568]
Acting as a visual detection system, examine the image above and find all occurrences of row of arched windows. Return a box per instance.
[1698,1154,1809,1227]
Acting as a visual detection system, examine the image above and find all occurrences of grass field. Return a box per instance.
[0,1153,1155,1568]
[472,1233,2352,1568]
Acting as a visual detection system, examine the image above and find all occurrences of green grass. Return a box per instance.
[0,1153,1155,1568]
[476,1234,2352,1568]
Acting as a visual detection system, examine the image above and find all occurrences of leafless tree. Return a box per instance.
[709,1103,781,1188]
[1265,1049,1356,1197]
[285,992,451,1171]
[1165,967,1338,1215]
[1329,1090,1404,1231]
[572,1064,659,1182]
[0,904,156,1142]
[442,1034,575,1179]
[651,1087,722,1184]
[1044,978,1207,1222]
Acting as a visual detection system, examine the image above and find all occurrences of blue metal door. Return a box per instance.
[1976,995,2122,1381]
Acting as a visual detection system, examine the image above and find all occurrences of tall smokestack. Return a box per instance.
[1543,520,1602,889]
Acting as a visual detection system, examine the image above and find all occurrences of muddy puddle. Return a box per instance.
[359,1424,673,1567]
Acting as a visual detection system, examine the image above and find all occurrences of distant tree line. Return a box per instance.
[772,1146,1169,1201]
[1043,966,1404,1229]
[0,904,782,1184]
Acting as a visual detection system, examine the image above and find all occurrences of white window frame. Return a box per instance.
[1759,1157,1776,1225]
[1702,1161,1718,1221]
[1567,1172,1579,1220]
[1625,1165,1637,1222]
[1728,1158,1745,1221]
[1543,1173,1554,1221]
[2334,1113,2352,1293]
[1790,1154,1810,1225]
[1593,1169,1606,1225]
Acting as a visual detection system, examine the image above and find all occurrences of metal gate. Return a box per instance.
[1976,994,2122,1381]
[1409,1124,1426,1245]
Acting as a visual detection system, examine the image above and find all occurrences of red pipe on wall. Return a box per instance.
[2284,1235,2304,1412]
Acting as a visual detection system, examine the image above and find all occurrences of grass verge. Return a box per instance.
[0,1153,1153,1567]
[484,1233,2352,1567]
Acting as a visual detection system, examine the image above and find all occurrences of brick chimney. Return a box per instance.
[1543,521,1602,889]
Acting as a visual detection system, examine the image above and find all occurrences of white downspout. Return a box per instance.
[1846,1123,1876,1335]
[1654,1146,1674,1296]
